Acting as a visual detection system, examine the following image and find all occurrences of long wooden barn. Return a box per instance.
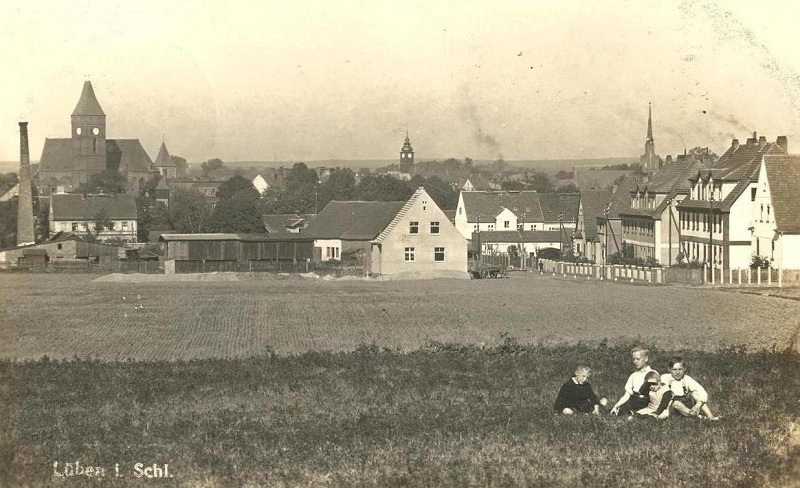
[159,233,316,273]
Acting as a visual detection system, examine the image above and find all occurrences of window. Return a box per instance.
[504,220,510,228]
[57,243,62,250]
[409,221,419,234]
[335,248,340,259]
[122,222,128,230]
[71,223,78,231]
[326,247,331,258]
[430,221,440,234]
[434,247,445,262]
[487,224,494,230]
[517,223,523,230]
[404,247,415,262]
[751,187,757,201]
[108,222,115,230]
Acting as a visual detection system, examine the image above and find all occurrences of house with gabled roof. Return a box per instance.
[677,133,787,269]
[454,190,579,258]
[302,188,467,276]
[0,231,121,264]
[751,154,800,270]
[618,157,706,265]
[49,193,138,243]
[262,214,314,236]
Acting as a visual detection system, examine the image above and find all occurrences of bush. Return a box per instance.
[750,254,770,269]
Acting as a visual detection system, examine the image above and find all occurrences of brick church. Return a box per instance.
[36,81,156,197]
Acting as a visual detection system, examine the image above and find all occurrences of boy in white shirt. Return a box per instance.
[661,356,719,420]
[610,347,657,417]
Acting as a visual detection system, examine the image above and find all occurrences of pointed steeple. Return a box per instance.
[72,81,105,116]
[154,142,174,167]
[646,102,653,142]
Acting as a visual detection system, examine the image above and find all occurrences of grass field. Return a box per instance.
[1,272,799,487]
[1,273,798,360]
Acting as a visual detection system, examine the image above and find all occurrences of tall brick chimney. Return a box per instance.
[777,136,788,152]
[17,122,36,246]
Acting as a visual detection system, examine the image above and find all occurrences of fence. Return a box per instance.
[168,259,365,276]
[704,265,795,287]
[0,260,163,274]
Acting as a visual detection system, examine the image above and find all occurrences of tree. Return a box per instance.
[169,189,212,233]
[556,183,580,193]
[77,171,127,194]
[409,175,458,210]
[0,200,17,248]
[209,189,266,233]
[201,158,225,176]
[217,175,259,201]
[686,147,719,164]
[171,156,188,178]
[317,168,356,211]
[356,175,413,202]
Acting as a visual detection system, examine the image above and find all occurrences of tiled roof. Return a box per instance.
[38,139,73,173]
[464,175,495,191]
[710,138,785,181]
[579,190,615,239]
[461,191,543,222]
[475,230,565,243]
[301,200,405,240]
[50,194,137,220]
[640,159,706,194]
[573,169,630,191]
[373,187,427,243]
[108,139,155,174]
[39,138,154,175]
[537,193,581,222]
[72,81,105,116]
[763,155,800,233]
[153,142,175,167]
[159,233,313,242]
[262,214,313,235]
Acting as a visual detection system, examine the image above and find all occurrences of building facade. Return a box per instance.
[751,154,800,270]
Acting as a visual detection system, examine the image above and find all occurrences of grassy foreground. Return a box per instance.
[2,342,799,487]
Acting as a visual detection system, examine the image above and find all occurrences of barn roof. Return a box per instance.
[50,194,138,220]
[302,200,405,240]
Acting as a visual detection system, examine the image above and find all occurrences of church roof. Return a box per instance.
[38,138,74,173]
[154,142,175,167]
[50,193,137,220]
[72,81,106,117]
[302,200,405,240]
[107,139,155,174]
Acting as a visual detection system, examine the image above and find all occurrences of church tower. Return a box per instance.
[640,103,661,172]
[400,131,414,174]
[71,81,107,185]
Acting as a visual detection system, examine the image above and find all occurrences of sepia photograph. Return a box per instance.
[1,1,799,486]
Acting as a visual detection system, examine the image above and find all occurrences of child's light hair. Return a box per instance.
[632,346,650,358]
[644,371,660,383]
[668,356,685,369]
[574,364,590,375]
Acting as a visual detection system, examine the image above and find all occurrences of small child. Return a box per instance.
[610,346,657,416]
[661,356,719,421]
[554,364,609,415]
[634,371,673,419]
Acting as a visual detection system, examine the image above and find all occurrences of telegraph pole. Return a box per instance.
[603,202,612,277]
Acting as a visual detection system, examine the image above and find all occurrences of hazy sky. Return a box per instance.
[1,0,799,163]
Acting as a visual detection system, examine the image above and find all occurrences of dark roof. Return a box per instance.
[50,194,137,220]
[39,138,154,175]
[537,193,581,221]
[579,190,615,239]
[464,175,495,190]
[109,139,155,174]
[72,81,105,116]
[474,230,565,243]
[461,191,542,222]
[153,142,175,167]
[302,200,405,240]
[572,168,630,191]
[763,155,800,233]
[158,233,312,242]
[262,214,312,236]
[638,159,706,194]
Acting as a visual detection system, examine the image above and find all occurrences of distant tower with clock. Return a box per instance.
[399,131,414,174]
[71,80,108,184]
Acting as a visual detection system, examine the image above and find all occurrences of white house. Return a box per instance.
[751,154,800,270]
[252,174,269,194]
[49,193,138,243]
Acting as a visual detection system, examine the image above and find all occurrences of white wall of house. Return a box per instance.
[728,182,758,268]
[494,208,516,231]
[50,219,137,242]
[776,235,800,269]
[482,240,562,256]
[314,239,342,262]
[252,175,269,194]
[377,191,467,275]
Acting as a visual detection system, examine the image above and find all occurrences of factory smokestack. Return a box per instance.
[17,122,35,246]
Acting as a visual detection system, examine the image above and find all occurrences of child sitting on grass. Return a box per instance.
[634,371,673,419]
[661,356,719,421]
[554,364,608,415]
[610,346,656,416]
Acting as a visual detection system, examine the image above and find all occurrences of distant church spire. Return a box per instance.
[400,129,414,175]
[72,80,105,116]
[640,103,661,172]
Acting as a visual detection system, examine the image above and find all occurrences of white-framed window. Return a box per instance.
[409,221,419,234]
[434,247,445,262]
[71,223,78,231]
[404,247,415,262]
[430,221,440,234]
[122,222,128,230]
[487,224,494,230]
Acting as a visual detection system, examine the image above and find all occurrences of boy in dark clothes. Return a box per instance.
[554,365,608,415]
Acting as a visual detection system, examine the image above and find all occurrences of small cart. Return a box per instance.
[469,262,509,279]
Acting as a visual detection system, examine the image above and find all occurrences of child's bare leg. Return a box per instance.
[671,401,693,417]
[700,404,719,420]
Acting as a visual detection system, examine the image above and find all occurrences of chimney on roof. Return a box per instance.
[731,138,739,151]
[777,136,788,152]
[747,132,757,146]
[758,136,766,148]
[17,122,35,246]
